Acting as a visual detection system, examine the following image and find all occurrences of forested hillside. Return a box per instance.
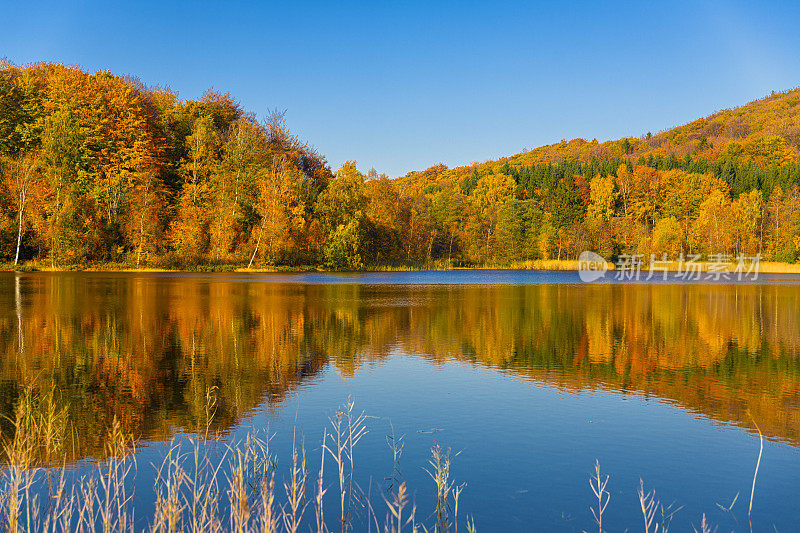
[2,61,800,269]
[398,87,800,265]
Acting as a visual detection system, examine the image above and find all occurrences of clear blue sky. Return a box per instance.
[3,0,800,176]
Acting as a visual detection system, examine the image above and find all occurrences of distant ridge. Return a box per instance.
[401,86,800,183]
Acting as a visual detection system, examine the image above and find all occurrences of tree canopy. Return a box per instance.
[2,62,800,268]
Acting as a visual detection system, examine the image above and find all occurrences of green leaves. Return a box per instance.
[324,219,364,270]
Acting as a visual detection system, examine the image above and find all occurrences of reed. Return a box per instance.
[0,396,473,532]
[0,393,772,532]
[588,460,609,533]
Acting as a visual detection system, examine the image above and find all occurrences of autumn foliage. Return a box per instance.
[2,62,800,268]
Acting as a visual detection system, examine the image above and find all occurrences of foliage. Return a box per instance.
[323,219,364,270]
[4,62,800,268]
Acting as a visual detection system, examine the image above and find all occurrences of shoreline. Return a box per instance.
[3,260,800,274]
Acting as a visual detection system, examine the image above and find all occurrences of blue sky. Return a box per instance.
[3,0,800,176]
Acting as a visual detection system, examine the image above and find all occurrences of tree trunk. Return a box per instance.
[448,232,454,267]
[232,166,241,219]
[14,189,24,266]
[248,223,264,269]
[136,181,151,268]
[137,210,146,268]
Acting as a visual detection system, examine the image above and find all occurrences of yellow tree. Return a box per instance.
[691,189,734,255]
[615,164,632,217]
[210,117,263,259]
[470,173,515,260]
[662,170,729,253]
[182,115,219,204]
[587,173,617,220]
[731,189,763,255]
[38,106,86,264]
[365,174,403,262]
[315,161,368,267]
[250,163,305,266]
[91,72,164,228]
[629,165,663,227]
[128,168,167,267]
[170,115,219,261]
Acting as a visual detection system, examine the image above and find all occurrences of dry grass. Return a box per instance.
[587,434,764,533]
[0,388,772,532]
[0,396,472,533]
[509,258,800,274]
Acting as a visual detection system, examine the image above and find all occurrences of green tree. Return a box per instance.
[39,107,87,264]
[550,175,584,229]
[324,219,364,270]
[316,161,367,231]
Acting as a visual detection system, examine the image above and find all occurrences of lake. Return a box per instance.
[1,270,799,531]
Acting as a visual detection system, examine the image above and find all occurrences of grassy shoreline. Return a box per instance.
[2,259,800,274]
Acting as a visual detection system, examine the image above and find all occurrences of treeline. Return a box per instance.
[0,62,337,268]
[2,62,800,268]
[447,155,800,263]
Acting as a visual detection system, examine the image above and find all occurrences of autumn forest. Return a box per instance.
[2,61,800,269]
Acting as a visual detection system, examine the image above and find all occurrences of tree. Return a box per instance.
[587,174,617,220]
[470,173,515,260]
[0,65,42,154]
[209,117,262,259]
[170,115,220,262]
[651,217,682,257]
[2,152,40,264]
[252,164,305,265]
[408,193,438,262]
[39,106,86,264]
[550,175,584,229]
[496,199,542,261]
[691,189,733,255]
[222,116,262,221]
[182,115,219,205]
[323,219,364,270]
[731,189,763,254]
[629,165,663,227]
[365,174,403,263]
[662,170,729,253]
[430,188,468,265]
[616,164,632,216]
[316,161,367,231]
[128,168,167,267]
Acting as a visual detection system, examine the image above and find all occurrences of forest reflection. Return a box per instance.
[0,273,799,461]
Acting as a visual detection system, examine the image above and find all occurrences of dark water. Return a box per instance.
[1,271,799,531]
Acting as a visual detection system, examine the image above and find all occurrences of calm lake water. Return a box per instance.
[1,270,799,531]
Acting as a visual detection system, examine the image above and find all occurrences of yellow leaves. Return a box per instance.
[316,161,367,230]
[651,216,682,256]
[471,173,515,217]
[740,135,795,166]
[587,174,617,220]
[254,166,308,263]
[169,189,211,259]
[691,189,733,253]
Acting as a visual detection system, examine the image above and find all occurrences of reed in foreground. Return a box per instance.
[0,398,472,533]
[0,392,770,532]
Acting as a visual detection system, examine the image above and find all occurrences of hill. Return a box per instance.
[400,87,800,190]
[392,88,800,266]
